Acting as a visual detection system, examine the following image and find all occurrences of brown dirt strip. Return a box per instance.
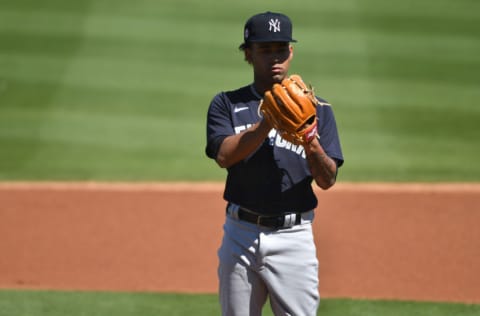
[0,182,479,303]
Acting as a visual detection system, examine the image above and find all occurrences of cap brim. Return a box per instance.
[250,38,296,42]
[239,38,297,49]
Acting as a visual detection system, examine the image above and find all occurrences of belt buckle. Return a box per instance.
[283,213,297,227]
[257,214,282,228]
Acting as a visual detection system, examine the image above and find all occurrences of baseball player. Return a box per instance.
[205,11,344,316]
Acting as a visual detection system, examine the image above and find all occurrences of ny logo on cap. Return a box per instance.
[268,18,280,32]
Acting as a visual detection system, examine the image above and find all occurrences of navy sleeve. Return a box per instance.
[317,104,344,167]
[205,92,234,159]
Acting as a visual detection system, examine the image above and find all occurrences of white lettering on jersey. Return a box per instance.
[268,129,306,158]
[234,126,306,158]
[234,124,252,134]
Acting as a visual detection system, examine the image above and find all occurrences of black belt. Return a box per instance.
[234,207,302,229]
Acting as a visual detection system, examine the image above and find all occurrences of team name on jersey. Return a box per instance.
[234,124,306,159]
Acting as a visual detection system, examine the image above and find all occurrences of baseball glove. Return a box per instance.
[259,74,319,145]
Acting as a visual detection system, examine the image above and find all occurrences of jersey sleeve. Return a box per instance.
[205,92,234,160]
[316,103,344,167]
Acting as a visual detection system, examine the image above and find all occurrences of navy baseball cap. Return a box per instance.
[241,11,297,46]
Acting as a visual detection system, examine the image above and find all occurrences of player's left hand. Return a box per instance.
[259,74,320,145]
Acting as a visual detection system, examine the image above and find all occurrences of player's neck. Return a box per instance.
[252,82,270,96]
[249,84,263,99]
[253,74,287,95]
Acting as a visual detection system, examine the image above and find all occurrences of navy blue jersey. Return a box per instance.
[206,84,344,215]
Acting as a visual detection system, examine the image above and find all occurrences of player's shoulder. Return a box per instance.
[211,85,252,102]
[224,85,257,103]
[211,85,259,110]
[315,95,332,107]
[209,85,256,114]
[315,95,337,119]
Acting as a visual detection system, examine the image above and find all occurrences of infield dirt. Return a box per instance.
[0,182,479,303]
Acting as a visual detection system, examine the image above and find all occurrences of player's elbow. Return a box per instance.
[315,177,336,190]
[216,159,229,169]
[215,154,232,169]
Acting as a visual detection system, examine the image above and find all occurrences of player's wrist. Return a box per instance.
[302,121,318,144]
[304,135,323,156]
[258,118,273,134]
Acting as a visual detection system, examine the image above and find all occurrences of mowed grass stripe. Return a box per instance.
[0,290,480,316]
[1,0,479,181]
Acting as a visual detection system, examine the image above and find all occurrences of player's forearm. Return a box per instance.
[304,139,337,190]
[216,120,271,169]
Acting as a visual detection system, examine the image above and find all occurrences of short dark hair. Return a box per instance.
[239,42,251,51]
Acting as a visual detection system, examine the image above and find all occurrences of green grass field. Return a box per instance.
[1,0,479,315]
[1,290,480,316]
[1,0,479,182]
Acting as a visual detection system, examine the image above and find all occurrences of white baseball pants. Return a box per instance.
[218,212,319,316]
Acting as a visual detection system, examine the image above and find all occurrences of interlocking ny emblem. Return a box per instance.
[268,18,281,32]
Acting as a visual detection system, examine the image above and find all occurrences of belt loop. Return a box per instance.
[283,213,297,227]
[227,203,240,220]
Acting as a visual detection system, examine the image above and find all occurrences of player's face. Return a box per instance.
[247,42,293,86]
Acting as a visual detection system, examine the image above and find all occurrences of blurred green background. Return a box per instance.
[1,0,479,182]
[1,1,480,314]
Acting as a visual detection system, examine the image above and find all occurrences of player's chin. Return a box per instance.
[271,72,286,83]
